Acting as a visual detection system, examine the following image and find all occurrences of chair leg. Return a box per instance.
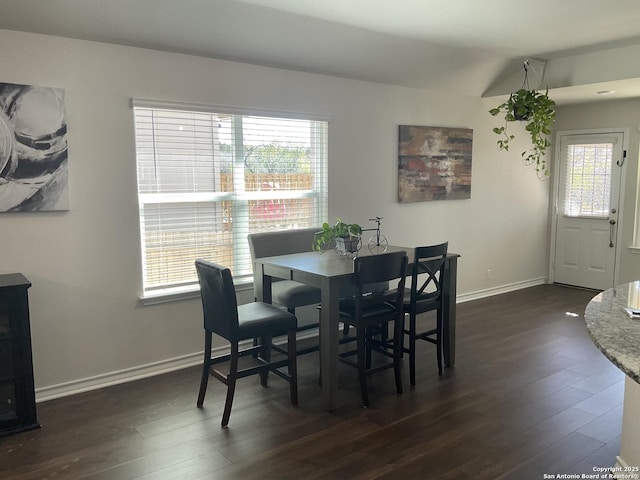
[379,321,389,347]
[436,309,443,376]
[400,313,408,357]
[357,327,370,407]
[317,348,322,387]
[260,335,272,387]
[197,331,212,407]
[288,330,298,406]
[343,322,350,336]
[409,312,417,386]
[393,316,403,395]
[221,342,239,428]
[365,326,373,369]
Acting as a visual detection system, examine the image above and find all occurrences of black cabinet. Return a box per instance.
[0,273,39,436]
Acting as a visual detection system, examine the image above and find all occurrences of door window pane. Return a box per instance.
[563,143,612,217]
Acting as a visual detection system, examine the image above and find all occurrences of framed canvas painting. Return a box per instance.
[398,125,472,203]
[0,82,69,212]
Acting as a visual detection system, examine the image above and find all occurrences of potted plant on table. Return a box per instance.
[313,218,362,255]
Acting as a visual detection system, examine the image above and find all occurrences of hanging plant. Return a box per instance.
[489,62,556,178]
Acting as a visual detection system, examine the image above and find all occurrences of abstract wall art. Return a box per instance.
[397,125,472,203]
[0,82,69,212]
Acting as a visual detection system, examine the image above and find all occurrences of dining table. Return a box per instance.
[253,245,460,411]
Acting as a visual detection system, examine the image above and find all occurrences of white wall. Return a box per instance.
[0,29,550,399]
[554,99,640,284]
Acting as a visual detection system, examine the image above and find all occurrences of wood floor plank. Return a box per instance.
[577,404,624,443]
[496,432,605,480]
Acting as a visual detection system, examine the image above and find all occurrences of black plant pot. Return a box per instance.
[513,106,531,121]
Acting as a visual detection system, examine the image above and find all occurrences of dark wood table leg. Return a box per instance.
[319,277,339,412]
[257,264,272,305]
[442,256,458,367]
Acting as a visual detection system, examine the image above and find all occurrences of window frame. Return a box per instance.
[131,99,329,304]
[559,138,615,219]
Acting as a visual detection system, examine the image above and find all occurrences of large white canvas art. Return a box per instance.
[0,82,69,212]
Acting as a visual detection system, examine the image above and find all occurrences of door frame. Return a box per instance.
[549,128,629,288]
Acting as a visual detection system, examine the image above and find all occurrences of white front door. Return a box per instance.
[553,132,624,290]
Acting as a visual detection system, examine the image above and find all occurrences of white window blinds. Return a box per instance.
[562,140,614,217]
[133,102,328,297]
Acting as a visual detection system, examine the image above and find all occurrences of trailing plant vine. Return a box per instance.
[489,62,556,179]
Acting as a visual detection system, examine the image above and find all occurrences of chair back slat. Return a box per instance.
[403,242,449,383]
[412,242,448,304]
[195,259,239,338]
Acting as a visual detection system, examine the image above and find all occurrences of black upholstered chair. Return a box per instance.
[195,259,298,428]
[338,251,407,407]
[402,242,448,385]
[248,228,322,355]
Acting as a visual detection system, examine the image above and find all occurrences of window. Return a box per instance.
[133,101,328,299]
[562,142,613,217]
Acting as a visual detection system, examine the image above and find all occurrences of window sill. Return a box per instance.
[629,246,640,255]
[139,278,253,306]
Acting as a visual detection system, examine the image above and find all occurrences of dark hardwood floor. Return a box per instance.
[0,284,624,479]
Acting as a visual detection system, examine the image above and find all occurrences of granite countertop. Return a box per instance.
[585,281,640,384]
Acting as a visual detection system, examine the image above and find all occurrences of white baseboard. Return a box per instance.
[35,329,321,404]
[456,277,548,303]
[35,277,547,403]
[35,351,204,403]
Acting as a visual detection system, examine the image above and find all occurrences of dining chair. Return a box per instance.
[402,242,448,385]
[195,259,298,428]
[338,251,407,407]
[248,228,323,355]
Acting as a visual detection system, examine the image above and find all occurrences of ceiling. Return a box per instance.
[1,0,640,104]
